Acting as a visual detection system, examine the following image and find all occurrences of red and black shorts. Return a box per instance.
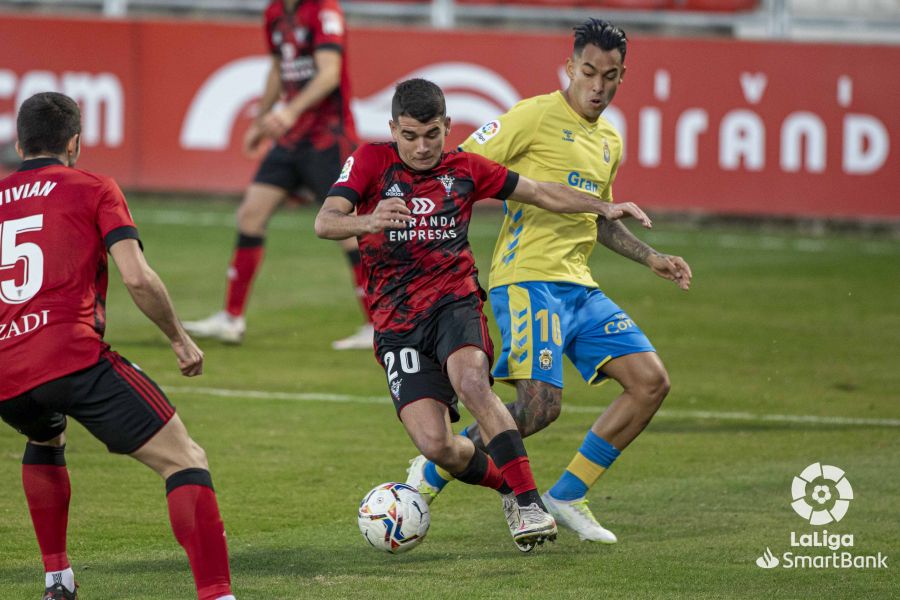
[253,137,355,202]
[0,350,174,454]
[374,294,494,423]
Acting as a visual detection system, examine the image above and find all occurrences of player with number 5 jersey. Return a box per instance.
[0,93,235,600]
[315,78,652,552]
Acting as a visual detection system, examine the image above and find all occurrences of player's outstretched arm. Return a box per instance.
[109,239,204,376]
[597,219,693,291]
[511,176,652,228]
[315,196,414,240]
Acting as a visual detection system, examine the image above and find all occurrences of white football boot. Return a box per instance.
[501,493,536,553]
[331,324,375,350]
[513,503,558,547]
[182,311,245,344]
[405,455,442,505]
[541,491,618,543]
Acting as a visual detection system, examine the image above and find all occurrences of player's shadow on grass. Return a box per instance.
[226,544,511,576]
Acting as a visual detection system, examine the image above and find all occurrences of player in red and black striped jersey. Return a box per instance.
[185,0,369,349]
[316,79,650,551]
[0,93,235,600]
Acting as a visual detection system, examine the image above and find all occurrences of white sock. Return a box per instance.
[45,567,75,591]
[216,596,237,600]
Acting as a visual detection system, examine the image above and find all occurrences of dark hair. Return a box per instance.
[16,92,81,156]
[391,78,446,123]
[573,18,627,64]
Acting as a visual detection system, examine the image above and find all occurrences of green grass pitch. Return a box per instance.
[1,196,898,599]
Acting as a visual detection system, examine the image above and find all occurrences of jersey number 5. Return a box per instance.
[0,214,44,304]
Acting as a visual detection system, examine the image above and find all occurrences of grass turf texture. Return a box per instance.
[1,196,898,599]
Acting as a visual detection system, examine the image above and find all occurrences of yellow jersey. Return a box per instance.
[460,91,622,290]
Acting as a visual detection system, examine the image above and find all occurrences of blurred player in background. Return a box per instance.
[0,93,235,600]
[408,19,692,544]
[185,0,371,349]
[316,78,652,551]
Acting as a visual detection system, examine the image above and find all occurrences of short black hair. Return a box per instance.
[573,18,627,64]
[391,78,446,123]
[16,92,81,156]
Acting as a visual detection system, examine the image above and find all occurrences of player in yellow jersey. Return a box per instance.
[407,19,692,543]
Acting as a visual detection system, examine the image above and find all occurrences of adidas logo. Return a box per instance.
[385,184,404,197]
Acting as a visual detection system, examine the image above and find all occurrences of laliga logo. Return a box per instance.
[791,463,853,525]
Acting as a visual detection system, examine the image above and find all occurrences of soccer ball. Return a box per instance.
[357,482,430,554]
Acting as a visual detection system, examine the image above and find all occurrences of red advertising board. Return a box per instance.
[0,14,897,218]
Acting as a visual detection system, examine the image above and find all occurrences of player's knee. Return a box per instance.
[419,437,456,467]
[539,399,563,431]
[185,440,208,470]
[236,202,268,235]
[454,375,492,409]
[515,383,562,435]
[638,368,670,411]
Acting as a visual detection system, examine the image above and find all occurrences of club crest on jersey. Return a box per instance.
[562,129,575,142]
[437,175,455,196]
[281,43,297,61]
[539,348,553,371]
[471,120,501,145]
[603,139,611,163]
[337,156,354,183]
[390,378,403,399]
[294,27,308,42]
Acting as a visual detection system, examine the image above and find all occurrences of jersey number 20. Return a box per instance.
[383,348,421,381]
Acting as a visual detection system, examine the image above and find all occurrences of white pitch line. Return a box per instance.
[134,207,899,255]
[164,385,900,428]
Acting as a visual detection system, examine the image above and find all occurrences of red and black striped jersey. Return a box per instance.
[264,0,357,150]
[328,143,518,334]
[0,158,139,400]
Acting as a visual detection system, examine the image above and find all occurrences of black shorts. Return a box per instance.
[374,295,494,423]
[253,138,353,201]
[0,350,175,454]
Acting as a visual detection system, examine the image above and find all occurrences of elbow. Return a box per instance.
[314,218,327,239]
[121,269,154,292]
[314,216,333,239]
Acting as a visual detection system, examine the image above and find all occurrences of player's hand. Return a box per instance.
[367,198,415,233]
[601,201,652,229]
[648,253,692,291]
[260,107,297,139]
[171,334,204,377]
[243,122,266,158]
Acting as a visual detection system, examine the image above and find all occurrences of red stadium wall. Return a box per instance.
[1,14,897,218]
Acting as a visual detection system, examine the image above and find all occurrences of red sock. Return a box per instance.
[346,249,372,322]
[166,469,232,600]
[486,430,538,496]
[479,456,507,491]
[225,236,264,317]
[22,444,70,572]
[498,456,537,496]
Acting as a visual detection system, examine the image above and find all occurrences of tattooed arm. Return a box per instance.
[597,218,693,291]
